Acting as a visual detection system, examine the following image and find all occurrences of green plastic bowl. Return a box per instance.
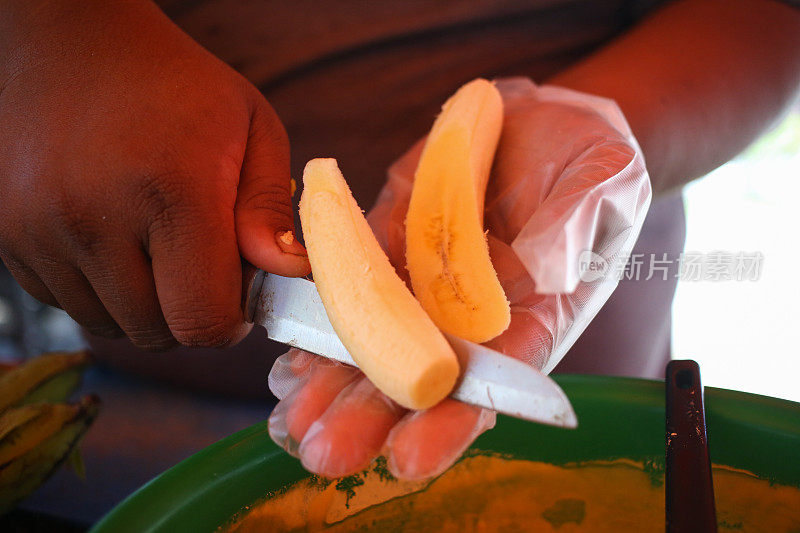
[90,375,800,533]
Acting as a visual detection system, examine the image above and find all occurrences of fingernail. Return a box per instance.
[277,229,294,246]
[275,230,307,257]
[298,425,348,477]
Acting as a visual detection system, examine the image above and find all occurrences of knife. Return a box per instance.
[243,267,577,428]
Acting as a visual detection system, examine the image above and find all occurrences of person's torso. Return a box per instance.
[157,0,666,207]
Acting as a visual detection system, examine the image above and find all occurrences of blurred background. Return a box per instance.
[672,100,800,402]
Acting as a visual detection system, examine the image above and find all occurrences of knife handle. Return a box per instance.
[241,262,266,324]
[665,359,717,532]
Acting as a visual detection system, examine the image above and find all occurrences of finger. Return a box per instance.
[235,97,310,277]
[484,236,578,371]
[1,254,60,308]
[368,137,426,269]
[385,137,426,185]
[286,363,361,443]
[267,348,323,400]
[267,354,360,454]
[148,183,249,348]
[79,241,177,351]
[485,102,600,240]
[34,260,124,338]
[485,307,556,369]
[494,77,538,103]
[297,376,404,478]
[477,236,556,368]
[504,134,641,294]
[484,232,580,371]
[367,137,439,272]
[386,400,495,480]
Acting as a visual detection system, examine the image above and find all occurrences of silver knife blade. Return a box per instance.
[250,272,577,428]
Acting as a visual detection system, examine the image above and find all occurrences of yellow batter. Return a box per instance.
[222,455,800,532]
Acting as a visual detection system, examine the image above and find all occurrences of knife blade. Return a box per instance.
[244,269,577,428]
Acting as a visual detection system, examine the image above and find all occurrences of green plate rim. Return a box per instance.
[90,375,800,533]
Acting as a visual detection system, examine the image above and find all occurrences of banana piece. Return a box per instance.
[300,158,459,410]
[0,351,91,415]
[0,395,100,515]
[405,79,510,343]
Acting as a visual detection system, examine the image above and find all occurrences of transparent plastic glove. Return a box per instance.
[268,78,651,480]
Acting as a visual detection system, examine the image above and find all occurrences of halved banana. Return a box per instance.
[405,79,510,343]
[300,159,459,410]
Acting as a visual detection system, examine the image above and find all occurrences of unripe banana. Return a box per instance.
[0,395,100,515]
[0,351,92,414]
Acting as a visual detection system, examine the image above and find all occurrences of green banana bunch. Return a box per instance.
[0,351,99,515]
[0,351,92,414]
[0,396,100,515]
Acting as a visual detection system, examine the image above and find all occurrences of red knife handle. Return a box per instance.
[665,359,717,532]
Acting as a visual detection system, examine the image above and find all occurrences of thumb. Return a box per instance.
[235,97,310,277]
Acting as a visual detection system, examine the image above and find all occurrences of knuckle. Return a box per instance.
[134,171,191,232]
[0,249,18,270]
[240,182,292,217]
[265,118,289,150]
[136,169,231,248]
[169,312,241,347]
[53,195,103,258]
[122,319,177,352]
[129,330,178,352]
[0,218,14,251]
[81,320,124,339]
[250,97,289,145]
[28,254,68,284]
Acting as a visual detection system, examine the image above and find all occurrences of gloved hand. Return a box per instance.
[268,78,651,479]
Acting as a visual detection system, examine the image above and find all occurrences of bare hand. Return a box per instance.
[0,0,309,350]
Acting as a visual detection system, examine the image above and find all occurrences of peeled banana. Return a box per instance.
[405,78,510,343]
[0,351,91,414]
[300,158,459,410]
